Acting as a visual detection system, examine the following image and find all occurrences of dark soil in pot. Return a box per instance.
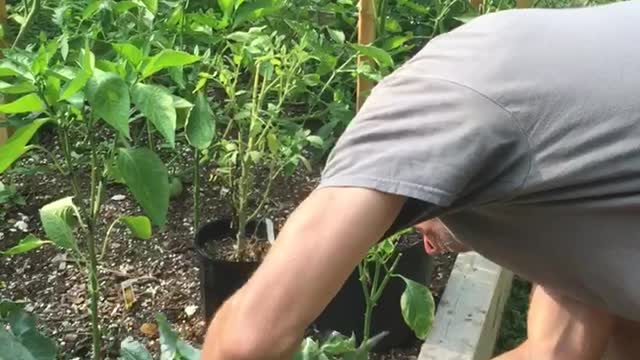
[196,221,434,352]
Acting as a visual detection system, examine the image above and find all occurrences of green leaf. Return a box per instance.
[117,148,169,226]
[267,133,278,154]
[60,70,91,101]
[327,29,345,43]
[233,0,282,27]
[80,48,96,72]
[85,70,131,138]
[141,50,200,79]
[120,337,152,360]
[293,338,320,360]
[0,81,37,94]
[156,313,178,360]
[7,307,35,337]
[2,235,51,256]
[399,276,435,340]
[132,84,176,147]
[0,300,25,318]
[113,43,144,67]
[226,31,252,43]
[17,329,57,360]
[185,92,215,150]
[44,76,61,106]
[218,0,235,18]
[82,0,101,19]
[141,0,158,14]
[0,93,45,114]
[0,327,36,360]
[31,46,48,76]
[351,44,394,68]
[114,1,140,13]
[306,135,323,148]
[0,118,48,174]
[383,35,411,51]
[0,60,31,79]
[39,197,78,250]
[176,341,201,360]
[320,332,356,355]
[120,216,152,240]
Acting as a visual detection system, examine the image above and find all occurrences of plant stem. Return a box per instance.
[99,218,120,260]
[85,225,102,360]
[146,121,153,149]
[58,126,82,200]
[12,0,41,48]
[193,150,200,231]
[25,144,68,175]
[359,263,373,345]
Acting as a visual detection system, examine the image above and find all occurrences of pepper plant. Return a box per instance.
[0,31,201,358]
[292,229,435,359]
[205,27,322,257]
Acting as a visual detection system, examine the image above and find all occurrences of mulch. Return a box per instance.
[0,146,456,359]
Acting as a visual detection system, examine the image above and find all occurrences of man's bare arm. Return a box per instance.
[200,186,406,359]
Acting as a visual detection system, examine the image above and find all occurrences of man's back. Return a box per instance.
[321,0,640,320]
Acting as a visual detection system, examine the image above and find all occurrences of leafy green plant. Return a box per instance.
[0,31,200,358]
[292,229,435,359]
[206,27,320,257]
[0,299,58,360]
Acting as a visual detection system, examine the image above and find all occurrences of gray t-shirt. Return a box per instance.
[319,1,640,321]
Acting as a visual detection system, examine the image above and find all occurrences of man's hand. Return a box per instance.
[200,186,405,359]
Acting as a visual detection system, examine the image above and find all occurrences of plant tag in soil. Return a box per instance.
[121,280,136,310]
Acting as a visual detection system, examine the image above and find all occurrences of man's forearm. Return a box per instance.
[199,187,405,359]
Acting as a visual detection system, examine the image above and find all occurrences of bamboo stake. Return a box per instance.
[356,0,376,112]
[516,0,531,8]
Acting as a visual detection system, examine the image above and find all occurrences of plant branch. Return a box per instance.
[12,0,41,48]
[99,217,121,260]
[25,144,68,175]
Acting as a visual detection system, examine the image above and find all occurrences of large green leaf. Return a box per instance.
[39,197,78,250]
[7,308,35,337]
[120,337,152,360]
[0,119,48,174]
[233,0,283,27]
[141,50,199,79]
[60,70,91,101]
[185,92,215,150]
[131,84,176,147]
[0,327,36,360]
[398,276,435,340]
[141,0,158,14]
[18,330,57,360]
[0,93,45,114]
[113,43,144,67]
[120,216,152,240]
[116,148,169,226]
[351,44,394,69]
[85,70,131,138]
[1,235,52,256]
[0,81,37,94]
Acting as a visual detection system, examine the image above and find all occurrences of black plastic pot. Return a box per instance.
[195,218,434,351]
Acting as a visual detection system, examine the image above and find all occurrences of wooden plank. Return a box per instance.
[419,252,514,360]
[356,0,376,111]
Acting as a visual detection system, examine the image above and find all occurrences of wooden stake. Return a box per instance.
[356,0,376,112]
[516,0,531,8]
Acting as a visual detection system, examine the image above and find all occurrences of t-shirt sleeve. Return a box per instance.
[318,74,531,233]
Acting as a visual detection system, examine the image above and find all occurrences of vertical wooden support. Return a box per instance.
[516,0,530,8]
[356,0,376,112]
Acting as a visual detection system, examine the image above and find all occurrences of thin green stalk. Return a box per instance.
[25,145,68,175]
[378,0,388,38]
[85,225,102,360]
[99,218,120,260]
[58,127,82,200]
[146,122,153,149]
[193,150,201,231]
[12,0,41,48]
[373,254,402,302]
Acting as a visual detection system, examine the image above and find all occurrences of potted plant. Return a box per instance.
[193,26,319,320]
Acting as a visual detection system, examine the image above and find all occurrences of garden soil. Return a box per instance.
[0,139,456,359]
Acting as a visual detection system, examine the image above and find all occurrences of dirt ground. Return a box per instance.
[0,146,456,359]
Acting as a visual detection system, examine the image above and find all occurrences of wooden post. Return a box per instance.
[356,0,376,112]
[516,0,530,8]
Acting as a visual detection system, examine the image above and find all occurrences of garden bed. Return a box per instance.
[0,145,458,359]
